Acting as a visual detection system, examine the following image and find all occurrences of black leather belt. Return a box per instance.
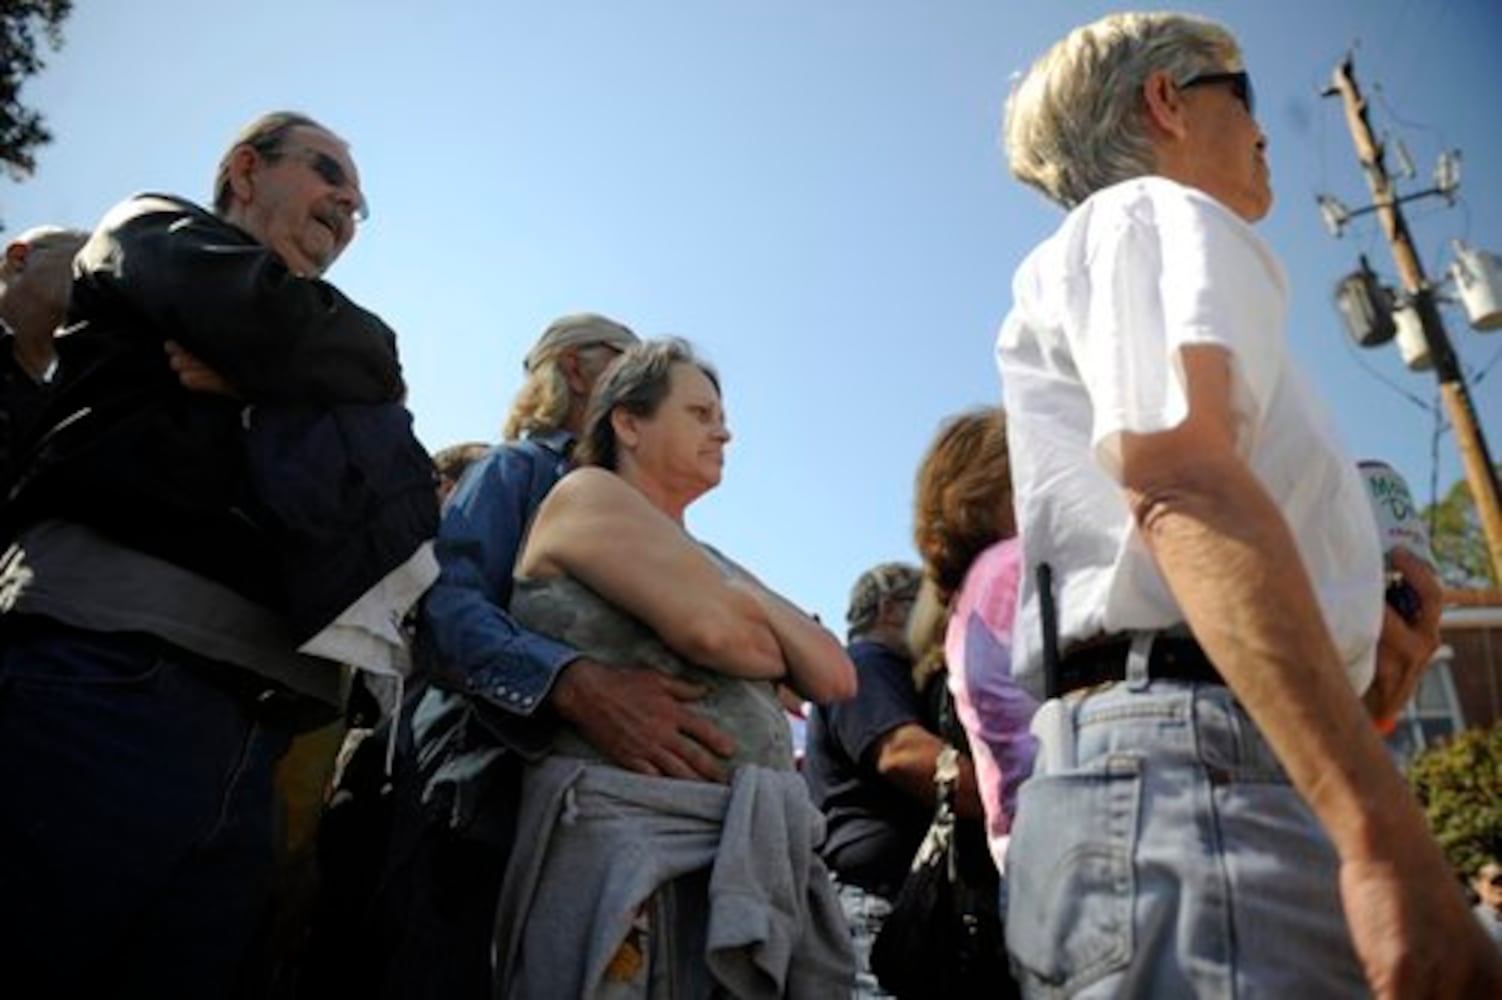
[1056,634,1221,696]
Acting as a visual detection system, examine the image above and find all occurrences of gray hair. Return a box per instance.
[1004,11,1241,209]
[574,337,720,471]
[845,561,921,640]
[212,111,331,216]
[502,313,639,441]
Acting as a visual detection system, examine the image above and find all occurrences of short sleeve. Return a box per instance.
[1070,183,1287,479]
[823,647,924,768]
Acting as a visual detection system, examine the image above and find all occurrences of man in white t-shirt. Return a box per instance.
[995,11,1501,998]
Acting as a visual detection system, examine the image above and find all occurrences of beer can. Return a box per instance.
[1357,460,1436,570]
[1359,460,1436,625]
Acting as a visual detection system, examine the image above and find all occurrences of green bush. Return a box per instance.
[1407,723,1502,880]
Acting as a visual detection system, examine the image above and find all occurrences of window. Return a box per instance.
[1385,648,1464,764]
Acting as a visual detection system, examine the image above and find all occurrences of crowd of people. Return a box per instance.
[1,9,1500,1000]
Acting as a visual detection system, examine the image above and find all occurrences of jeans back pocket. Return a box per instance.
[1005,755,1141,994]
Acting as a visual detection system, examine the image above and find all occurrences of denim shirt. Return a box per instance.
[418,429,578,717]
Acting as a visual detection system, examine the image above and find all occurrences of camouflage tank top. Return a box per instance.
[510,574,794,771]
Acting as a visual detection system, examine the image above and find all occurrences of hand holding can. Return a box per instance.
[1358,460,1437,624]
[1359,461,1445,730]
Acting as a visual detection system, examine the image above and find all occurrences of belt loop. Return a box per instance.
[1126,632,1154,691]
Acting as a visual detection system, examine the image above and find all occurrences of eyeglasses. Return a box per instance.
[284,146,369,223]
[1178,70,1255,116]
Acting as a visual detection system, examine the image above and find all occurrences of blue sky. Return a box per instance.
[6,0,1500,627]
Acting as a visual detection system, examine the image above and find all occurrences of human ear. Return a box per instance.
[610,407,639,450]
[1141,69,1189,140]
[226,145,260,207]
[3,241,29,273]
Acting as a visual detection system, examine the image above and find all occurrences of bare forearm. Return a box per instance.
[875,726,983,820]
[735,579,855,703]
[1117,346,1497,994]
[1135,457,1435,865]
[530,470,786,680]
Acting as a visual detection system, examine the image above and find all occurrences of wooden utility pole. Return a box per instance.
[1329,54,1502,585]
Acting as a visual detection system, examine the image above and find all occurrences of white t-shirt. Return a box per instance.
[996,176,1383,697]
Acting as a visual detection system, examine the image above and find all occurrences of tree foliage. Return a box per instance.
[1,0,73,182]
[1422,464,1502,589]
[1407,723,1502,881]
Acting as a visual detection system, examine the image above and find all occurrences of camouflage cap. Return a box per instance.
[846,561,922,638]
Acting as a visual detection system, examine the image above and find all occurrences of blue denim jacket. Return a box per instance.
[418,430,578,718]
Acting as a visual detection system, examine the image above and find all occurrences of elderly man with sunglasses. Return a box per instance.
[996,13,1501,999]
[0,111,426,997]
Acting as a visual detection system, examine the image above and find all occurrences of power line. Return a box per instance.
[1471,343,1502,388]
[1324,55,1502,582]
[1370,81,1448,147]
[1336,330,1440,415]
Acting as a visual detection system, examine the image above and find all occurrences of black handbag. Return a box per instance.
[869,745,1018,999]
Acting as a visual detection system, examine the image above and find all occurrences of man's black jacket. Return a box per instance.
[6,193,433,618]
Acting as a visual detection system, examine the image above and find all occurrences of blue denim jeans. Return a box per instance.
[1005,681,1367,999]
[0,622,292,998]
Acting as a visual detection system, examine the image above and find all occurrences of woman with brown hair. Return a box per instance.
[912,406,1038,874]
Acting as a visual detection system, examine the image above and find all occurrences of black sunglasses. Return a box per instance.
[285,146,370,222]
[1178,70,1255,116]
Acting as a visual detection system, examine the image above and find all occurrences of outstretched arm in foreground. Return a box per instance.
[1120,345,1501,999]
